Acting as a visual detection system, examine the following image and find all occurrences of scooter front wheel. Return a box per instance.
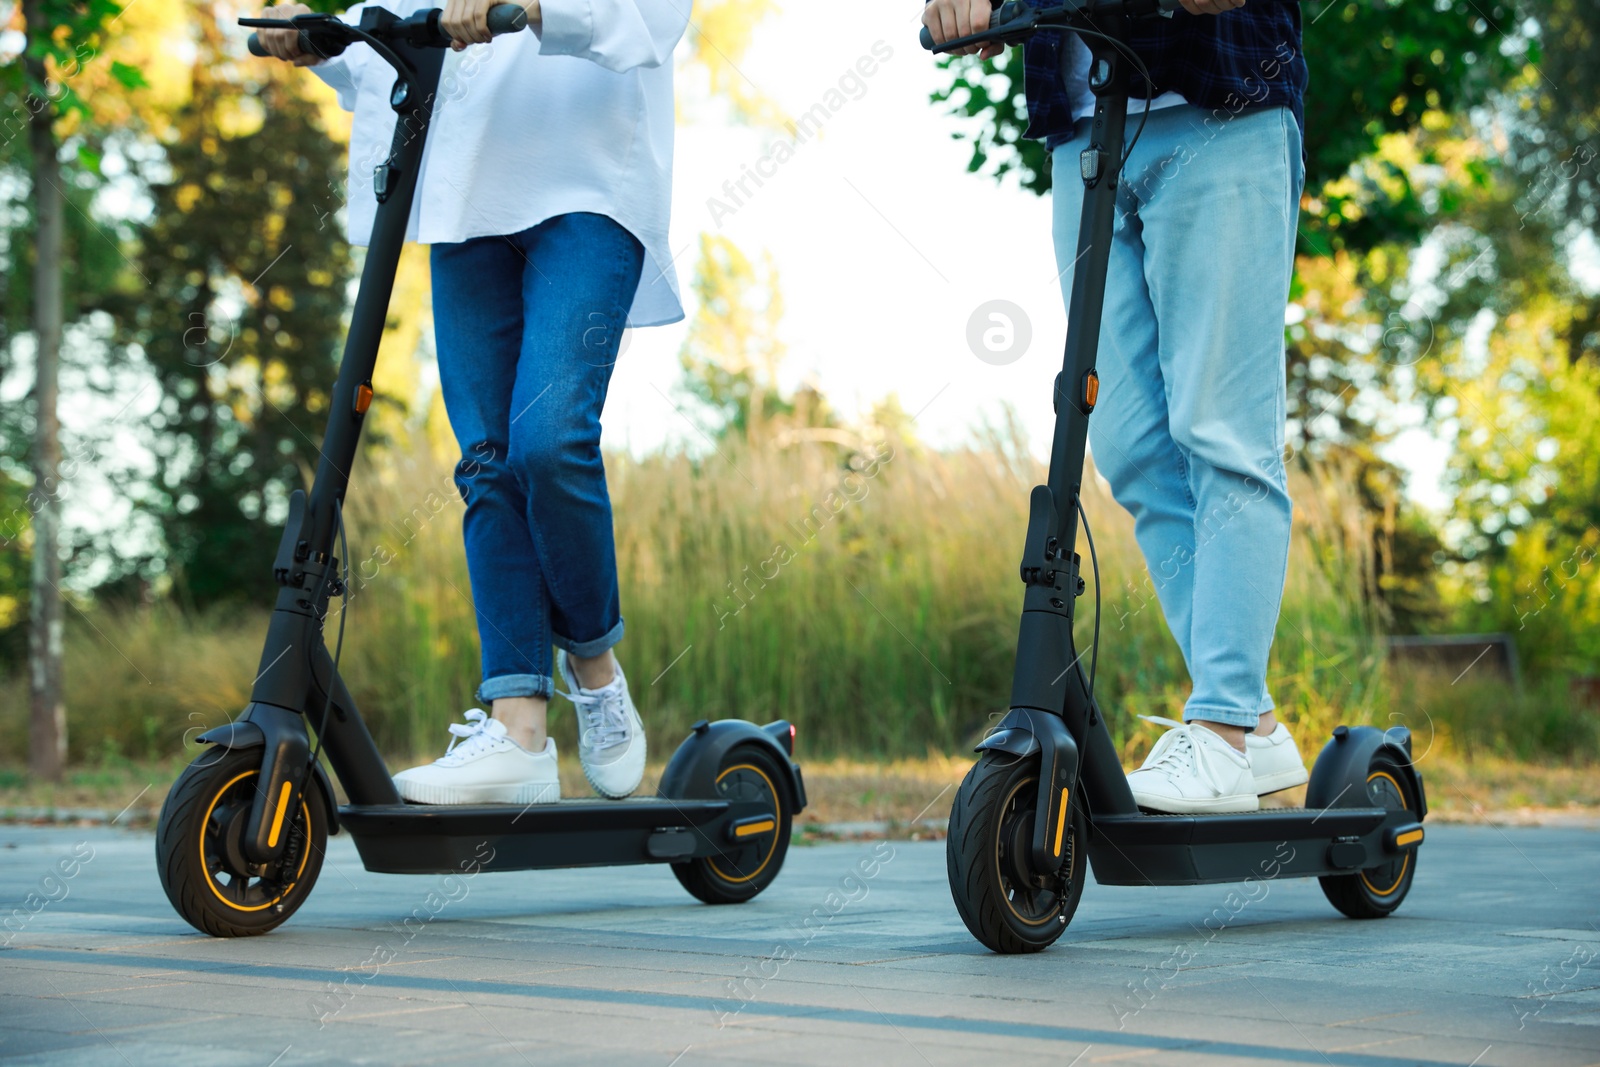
[947,751,1086,953]
[156,746,327,937]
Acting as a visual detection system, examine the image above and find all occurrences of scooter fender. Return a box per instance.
[1306,723,1427,819]
[195,703,340,849]
[977,708,1079,877]
[657,718,806,811]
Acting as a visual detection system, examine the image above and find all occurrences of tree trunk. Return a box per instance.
[25,0,67,781]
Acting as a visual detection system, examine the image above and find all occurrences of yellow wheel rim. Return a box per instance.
[1359,770,1410,897]
[200,770,313,913]
[707,763,781,885]
[995,775,1061,927]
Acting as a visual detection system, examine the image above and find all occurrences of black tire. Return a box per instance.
[947,751,1087,954]
[672,744,792,905]
[1319,751,1419,919]
[156,746,327,937]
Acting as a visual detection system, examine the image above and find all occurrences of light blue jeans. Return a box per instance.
[1051,104,1304,729]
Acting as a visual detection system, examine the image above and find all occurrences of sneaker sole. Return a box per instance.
[581,755,644,800]
[1252,766,1310,795]
[580,714,646,800]
[397,780,561,806]
[1131,789,1260,814]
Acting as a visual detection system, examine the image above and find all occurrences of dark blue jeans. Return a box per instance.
[431,212,644,703]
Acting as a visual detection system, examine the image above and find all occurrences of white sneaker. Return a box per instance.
[1127,716,1259,814]
[558,654,645,799]
[1246,721,1309,795]
[393,709,560,805]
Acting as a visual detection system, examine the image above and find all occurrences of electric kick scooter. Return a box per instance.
[923,0,1425,953]
[154,6,805,937]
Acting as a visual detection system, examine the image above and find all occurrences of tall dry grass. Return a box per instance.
[1,426,1587,767]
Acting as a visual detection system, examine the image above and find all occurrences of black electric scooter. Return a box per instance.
[922,0,1425,954]
[154,6,805,938]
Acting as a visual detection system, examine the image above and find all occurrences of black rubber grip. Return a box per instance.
[919,24,935,50]
[483,3,529,34]
[246,28,313,56]
[246,3,527,58]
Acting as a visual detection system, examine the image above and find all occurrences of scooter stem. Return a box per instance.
[1003,28,1146,859]
[240,25,448,865]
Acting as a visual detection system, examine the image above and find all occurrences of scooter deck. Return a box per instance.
[340,796,755,875]
[1087,805,1422,886]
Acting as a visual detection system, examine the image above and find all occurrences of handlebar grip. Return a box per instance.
[248,5,527,57]
[919,24,935,51]
[485,3,529,35]
[247,28,319,58]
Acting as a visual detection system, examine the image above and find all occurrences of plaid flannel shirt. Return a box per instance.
[1022,3,1308,151]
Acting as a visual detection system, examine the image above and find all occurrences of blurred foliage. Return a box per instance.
[679,0,788,129]
[108,7,352,605]
[931,0,1518,255]
[1506,0,1600,240]
[680,233,804,442]
[0,468,29,664]
[1433,296,1600,674]
[930,43,1045,196]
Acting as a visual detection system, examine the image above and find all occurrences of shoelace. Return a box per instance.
[1135,714,1229,794]
[562,684,629,750]
[438,709,507,764]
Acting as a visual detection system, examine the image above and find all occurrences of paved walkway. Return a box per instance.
[2,823,1596,1065]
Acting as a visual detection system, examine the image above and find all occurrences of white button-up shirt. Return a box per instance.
[312,0,687,326]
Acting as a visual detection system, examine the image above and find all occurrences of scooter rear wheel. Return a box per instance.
[156,746,327,937]
[1319,750,1419,919]
[672,744,792,904]
[947,751,1087,953]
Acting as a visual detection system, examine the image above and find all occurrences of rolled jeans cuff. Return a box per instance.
[554,618,624,659]
[477,672,554,703]
[1182,704,1264,730]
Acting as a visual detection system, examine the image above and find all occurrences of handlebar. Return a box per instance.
[244,3,528,59]
[919,0,1181,54]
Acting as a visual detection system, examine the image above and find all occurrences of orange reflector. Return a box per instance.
[1053,787,1070,856]
[1083,370,1100,411]
[267,781,293,849]
[354,382,373,415]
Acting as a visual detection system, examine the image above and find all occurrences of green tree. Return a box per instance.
[2,0,139,779]
[678,233,836,443]
[118,11,351,605]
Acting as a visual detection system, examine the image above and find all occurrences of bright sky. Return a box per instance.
[604,4,1077,460]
